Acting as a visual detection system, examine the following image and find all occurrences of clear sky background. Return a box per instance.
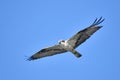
[0,0,120,80]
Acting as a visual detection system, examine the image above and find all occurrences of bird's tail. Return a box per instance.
[71,49,82,58]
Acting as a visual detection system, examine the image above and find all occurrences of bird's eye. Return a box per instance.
[62,40,65,42]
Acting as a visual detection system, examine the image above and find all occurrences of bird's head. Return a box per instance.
[58,40,65,44]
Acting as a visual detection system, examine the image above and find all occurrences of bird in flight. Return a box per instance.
[28,17,104,60]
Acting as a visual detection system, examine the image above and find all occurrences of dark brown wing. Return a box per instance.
[67,17,105,48]
[28,45,67,60]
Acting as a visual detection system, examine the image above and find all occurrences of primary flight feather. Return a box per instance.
[28,17,104,60]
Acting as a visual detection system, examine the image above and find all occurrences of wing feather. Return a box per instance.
[28,45,67,60]
[67,17,105,48]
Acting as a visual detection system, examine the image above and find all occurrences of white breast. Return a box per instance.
[60,40,73,51]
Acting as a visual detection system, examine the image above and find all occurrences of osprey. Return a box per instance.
[28,17,104,60]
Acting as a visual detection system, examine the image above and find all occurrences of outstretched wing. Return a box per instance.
[67,17,105,48]
[28,45,67,60]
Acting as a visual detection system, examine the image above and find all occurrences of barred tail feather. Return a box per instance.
[71,50,82,58]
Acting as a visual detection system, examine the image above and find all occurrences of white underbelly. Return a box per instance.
[60,42,73,51]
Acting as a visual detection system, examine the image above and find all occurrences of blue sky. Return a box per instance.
[0,0,120,80]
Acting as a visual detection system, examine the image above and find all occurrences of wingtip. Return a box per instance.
[99,26,103,28]
[26,57,32,61]
[26,56,35,61]
[91,17,105,26]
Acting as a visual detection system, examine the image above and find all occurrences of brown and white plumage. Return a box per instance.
[28,17,104,60]
[28,45,67,60]
[67,17,104,48]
